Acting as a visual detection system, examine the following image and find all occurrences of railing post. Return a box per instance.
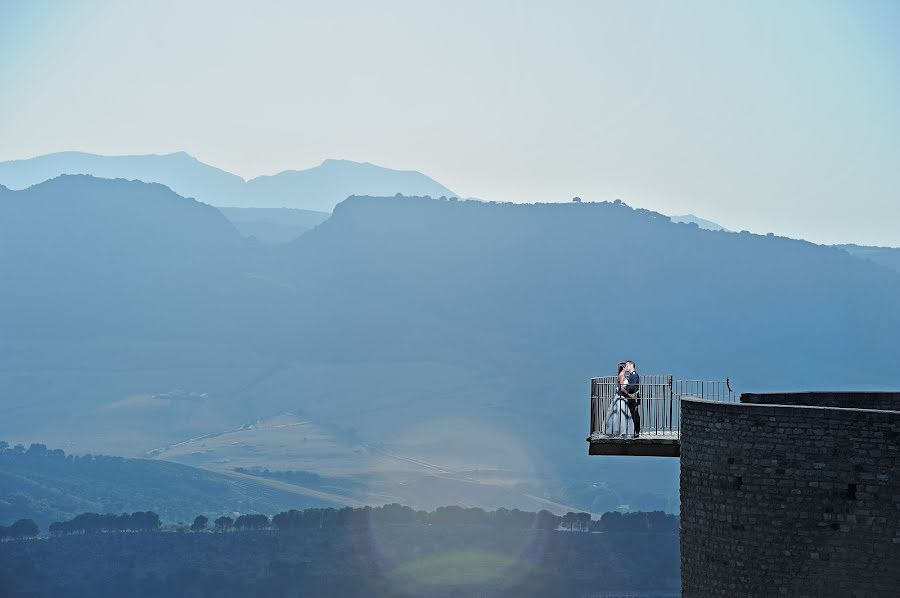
[668,375,673,433]
[589,379,595,437]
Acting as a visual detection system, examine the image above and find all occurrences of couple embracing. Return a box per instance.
[604,360,641,438]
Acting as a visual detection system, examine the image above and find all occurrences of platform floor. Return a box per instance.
[587,431,680,457]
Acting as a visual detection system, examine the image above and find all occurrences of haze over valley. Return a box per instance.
[2,4,898,594]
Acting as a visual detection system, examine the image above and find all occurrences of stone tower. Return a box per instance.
[679,392,900,597]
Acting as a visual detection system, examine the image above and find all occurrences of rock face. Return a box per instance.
[679,393,900,598]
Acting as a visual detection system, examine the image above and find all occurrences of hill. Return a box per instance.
[0,442,343,530]
[284,196,900,383]
[0,175,294,343]
[668,218,900,276]
[2,188,900,515]
[0,152,457,210]
[836,244,900,277]
[263,196,900,472]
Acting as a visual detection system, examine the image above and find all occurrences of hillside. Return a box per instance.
[0,152,457,210]
[2,189,900,515]
[0,443,342,530]
[0,175,295,344]
[837,244,900,277]
[263,196,900,472]
[0,175,299,456]
[284,196,900,382]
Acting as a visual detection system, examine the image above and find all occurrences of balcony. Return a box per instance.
[588,375,738,457]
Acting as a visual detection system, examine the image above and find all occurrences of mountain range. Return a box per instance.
[2,175,900,517]
[0,151,457,211]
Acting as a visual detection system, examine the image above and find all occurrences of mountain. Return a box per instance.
[0,175,292,342]
[0,176,301,457]
[0,152,457,211]
[242,158,456,212]
[670,213,729,231]
[284,196,900,380]
[270,197,900,467]
[3,185,900,516]
[0,151,245,205]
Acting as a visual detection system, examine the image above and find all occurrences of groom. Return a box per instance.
[623,360,641,437]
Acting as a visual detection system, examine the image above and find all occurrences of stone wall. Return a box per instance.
[741,391,900,411]
[679,397,900,597]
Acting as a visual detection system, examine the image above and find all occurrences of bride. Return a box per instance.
[604,362,635,437]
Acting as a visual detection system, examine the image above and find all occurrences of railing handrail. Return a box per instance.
[589,374,738,441]
[591,373,670,381]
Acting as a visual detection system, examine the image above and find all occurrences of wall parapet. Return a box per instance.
[741,391,900,411]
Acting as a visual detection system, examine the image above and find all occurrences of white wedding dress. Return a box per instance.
[604,384,635,438]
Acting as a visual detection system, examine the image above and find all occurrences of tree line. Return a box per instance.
[47,511,162,534]
[0,440,134,464]
[39,505,677,536]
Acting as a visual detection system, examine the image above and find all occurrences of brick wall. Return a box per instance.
[679,398,900,597]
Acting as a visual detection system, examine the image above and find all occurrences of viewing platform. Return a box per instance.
[588,375,738,457]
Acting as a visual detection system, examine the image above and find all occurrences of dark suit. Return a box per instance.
[625,371,641,435]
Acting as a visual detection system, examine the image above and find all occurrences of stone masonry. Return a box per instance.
[680,394,899,597]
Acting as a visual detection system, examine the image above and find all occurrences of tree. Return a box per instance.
[533,510,561,530]
[272,509,303,532]
[130,511,161,531]
[574,512,591,532]
[235,514,269,530]
[3,518,39,538]
[214,516,233,531]
[191,515,208,532]
[26,443,48,457]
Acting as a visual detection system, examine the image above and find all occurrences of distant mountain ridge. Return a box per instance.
[835,244,900,277]
[0,151,457,211]
[669,213,900,275]
[4,177,900,516]
[670,213,730,232]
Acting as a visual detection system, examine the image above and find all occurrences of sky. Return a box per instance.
[1,0,898,246]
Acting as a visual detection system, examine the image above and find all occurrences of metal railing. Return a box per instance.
[589,374,738,441]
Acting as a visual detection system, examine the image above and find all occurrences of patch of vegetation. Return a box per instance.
[0,442,331,528]
[232,466,363,496]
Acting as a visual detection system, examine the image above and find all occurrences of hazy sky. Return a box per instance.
[1,0,898,245]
